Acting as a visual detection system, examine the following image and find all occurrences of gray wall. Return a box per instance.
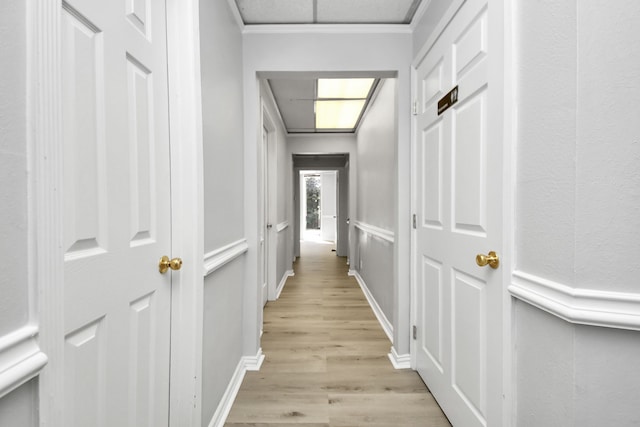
[514,1,640,425]
[199,0,246,424]
[0,1,38,425]
[353,79,397,325]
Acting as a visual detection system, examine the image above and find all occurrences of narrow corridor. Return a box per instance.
[225,241,451,426]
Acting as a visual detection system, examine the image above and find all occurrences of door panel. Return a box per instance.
[414,0,502,426]
[62,0,172,425]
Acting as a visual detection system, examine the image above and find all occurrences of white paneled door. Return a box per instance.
[320,171,337,243]
[62,0,173,425]
[414,0,504,426]
[261,126,269,307]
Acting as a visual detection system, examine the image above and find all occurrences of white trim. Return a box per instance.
[203,239,249,277]
[166,0,205,424]
[510,271,640,331]
[31,0,65,424]
[276,270,295,299]
[349,270,394,343]
[242,24,412,35]
[0,326,48,399]
[206,349,265,427]
[261,80,288,136]
[388,346,411,370]
[353,220,395,243]
[276,221,289,233]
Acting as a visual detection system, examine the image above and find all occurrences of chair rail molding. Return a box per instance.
[203,239,249,277]
[0,326,48,399]
[510,270,640,331]
[353,220,395,243]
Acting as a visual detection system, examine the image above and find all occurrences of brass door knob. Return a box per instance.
[159,256,183,274]
[476,251,499,269]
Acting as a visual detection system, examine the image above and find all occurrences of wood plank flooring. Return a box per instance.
[225,240,451,427]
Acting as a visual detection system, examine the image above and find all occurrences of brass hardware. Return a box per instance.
[476,251,499,269]
[159,256,183,274]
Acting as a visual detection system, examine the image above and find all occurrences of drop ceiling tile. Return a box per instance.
[268,79,316,130]
[236,0,314,24]
[316,0,418,24]
[279,100,316,131]
[269,79,316,103]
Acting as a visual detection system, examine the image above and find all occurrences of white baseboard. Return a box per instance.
[276,270,295,299]
[207,349,264,427]
[349,270,393,343]
[388,346,411,370]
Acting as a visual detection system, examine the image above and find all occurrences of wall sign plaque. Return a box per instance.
[437,85,459,115]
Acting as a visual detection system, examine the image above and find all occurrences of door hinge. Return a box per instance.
[413,325,417,340]
[412,214,417,229]
[412,100,418,115]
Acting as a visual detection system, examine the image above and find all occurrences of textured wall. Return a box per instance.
[0,1,37,426]
[0,0,29,338]
[514,1,640,425]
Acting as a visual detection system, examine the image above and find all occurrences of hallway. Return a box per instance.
[225,241,451,426]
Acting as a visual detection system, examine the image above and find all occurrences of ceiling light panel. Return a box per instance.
[316,0,419,24]
[235,0,314,24]
[317,78,375,99]
[315,100,366,129]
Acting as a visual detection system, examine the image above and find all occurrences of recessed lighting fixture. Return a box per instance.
[314,78,376,131]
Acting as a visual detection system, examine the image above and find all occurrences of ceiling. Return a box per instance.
[268,77,379,134]
[236,1,419,133]
[234,0,424,25]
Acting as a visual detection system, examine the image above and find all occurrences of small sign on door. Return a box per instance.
[437,85,459,115]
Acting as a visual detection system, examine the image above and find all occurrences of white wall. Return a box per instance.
[513,1,640,425]
[198,0,247,423]
[0,0,38,425]
[244,30,413,356]
[353,79,397,326]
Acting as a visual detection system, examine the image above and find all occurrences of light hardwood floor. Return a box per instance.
[225,240,451,427]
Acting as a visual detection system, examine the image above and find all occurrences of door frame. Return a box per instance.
[261,101,278,302]
[409,0,515,425]
[31,1,205,425]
